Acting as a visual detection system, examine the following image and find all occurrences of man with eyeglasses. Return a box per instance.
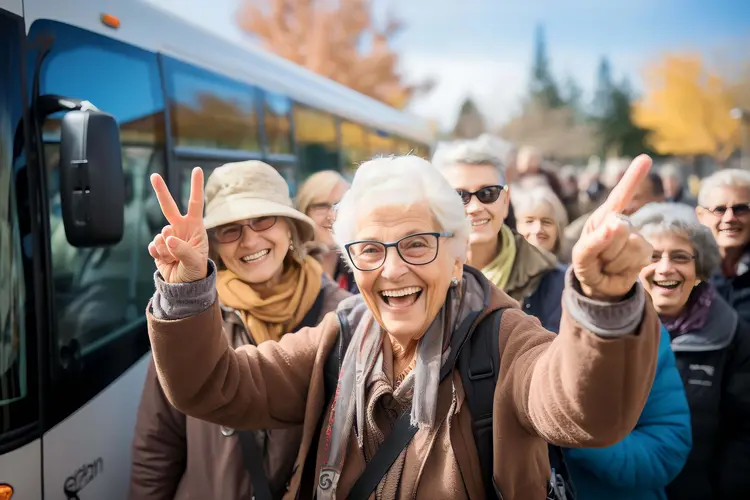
[696,169,750,323]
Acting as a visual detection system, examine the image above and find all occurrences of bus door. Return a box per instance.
[0,4,44,500]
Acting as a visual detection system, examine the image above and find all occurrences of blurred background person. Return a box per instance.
[661,162,697,206]
[129,161,350,500]
[696,169,750,323]
[294,169,358,293]
[434,137,566,332]
[515,145,565,201]
[633,202,750,500]
[511,185,568,256]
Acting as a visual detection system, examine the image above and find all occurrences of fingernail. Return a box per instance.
[167,237,178,248]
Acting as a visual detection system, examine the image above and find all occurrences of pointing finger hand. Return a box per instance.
[603,154,652,215]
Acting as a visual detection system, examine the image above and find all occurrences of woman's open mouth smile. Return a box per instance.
[379,286,423,309]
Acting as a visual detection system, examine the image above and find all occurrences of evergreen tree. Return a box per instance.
[595,74,652,157]
[529,24,563,108]
[592,56,614,119]
[452,98,486,139]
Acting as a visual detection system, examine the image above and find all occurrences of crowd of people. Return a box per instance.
[127,136,750,500]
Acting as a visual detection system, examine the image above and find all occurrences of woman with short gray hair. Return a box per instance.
[434,137,567,332]
[696,168,750,323]
[632,202,750,499]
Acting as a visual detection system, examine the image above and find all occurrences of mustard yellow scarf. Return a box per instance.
[482,224,517,290]
[216,256,323,344]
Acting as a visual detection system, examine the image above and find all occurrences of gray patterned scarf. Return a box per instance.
[316,272,486,499]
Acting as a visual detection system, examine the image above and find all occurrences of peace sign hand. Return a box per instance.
[147,167,210,284]
[572,155,654,301]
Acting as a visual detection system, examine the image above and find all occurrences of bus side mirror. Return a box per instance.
[59,110,124,247]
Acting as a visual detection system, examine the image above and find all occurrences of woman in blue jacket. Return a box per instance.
[563,326,692,500]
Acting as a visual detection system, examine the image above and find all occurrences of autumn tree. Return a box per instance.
[632,54,740,160]
[237,0,432,109]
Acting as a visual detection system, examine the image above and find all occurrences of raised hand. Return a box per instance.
[147,167,210,283]
[572,155,654,301]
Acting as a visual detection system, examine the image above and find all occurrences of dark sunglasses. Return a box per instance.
[455,185,507,205]
[702,203,750,217]
[211,216,278,243]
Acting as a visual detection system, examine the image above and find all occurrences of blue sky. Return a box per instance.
[149,0,750,130]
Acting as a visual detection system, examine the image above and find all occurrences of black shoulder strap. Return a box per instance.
[236,287,326,500]
[237,432,273,500]
[458,308,504,499]
[458,309,576,500]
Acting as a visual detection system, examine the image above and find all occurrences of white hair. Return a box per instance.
[698,168,750,206]
[333,155,471,264]
[431,135,507,184]
[511,185,569,228]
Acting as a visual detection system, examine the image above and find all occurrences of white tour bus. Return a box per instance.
[0,0,434,498]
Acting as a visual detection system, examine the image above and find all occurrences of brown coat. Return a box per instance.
[129,279,350,500]
[146,273,661,500]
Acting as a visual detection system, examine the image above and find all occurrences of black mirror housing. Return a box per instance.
[59,110,125,247]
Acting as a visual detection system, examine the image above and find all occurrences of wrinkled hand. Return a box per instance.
[147,167,209,283]
[572,155,654,301]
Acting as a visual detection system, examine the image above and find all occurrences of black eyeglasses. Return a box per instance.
[455,185,507,205]
[344,232,453,271]
[211,216,278,243]
[701,203,750,217]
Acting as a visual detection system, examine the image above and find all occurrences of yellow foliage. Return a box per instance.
[632,54,740,159]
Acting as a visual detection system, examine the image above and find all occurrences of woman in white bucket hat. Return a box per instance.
[129,161,351,500]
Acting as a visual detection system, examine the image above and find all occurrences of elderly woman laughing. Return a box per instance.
[145,154,660,500]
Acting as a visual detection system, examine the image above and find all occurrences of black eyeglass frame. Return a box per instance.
[344,231,453,271]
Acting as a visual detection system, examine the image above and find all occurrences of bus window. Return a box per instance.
[340,120,369,177]
[0,9,37,440]
[394,138,412,155]
[28,20,166,421]
[293,105,340,177]
[262,91,293,157]
[367,129,394,157]
[413,142,431,159]
[164,56,261,154]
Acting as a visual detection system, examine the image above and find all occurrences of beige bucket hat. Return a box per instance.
[203,160,315,243]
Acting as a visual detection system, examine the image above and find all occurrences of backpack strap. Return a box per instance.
[237,434,273,500]
[236,286,326,500]
[458,309,576,500]
[458,308,504,499]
